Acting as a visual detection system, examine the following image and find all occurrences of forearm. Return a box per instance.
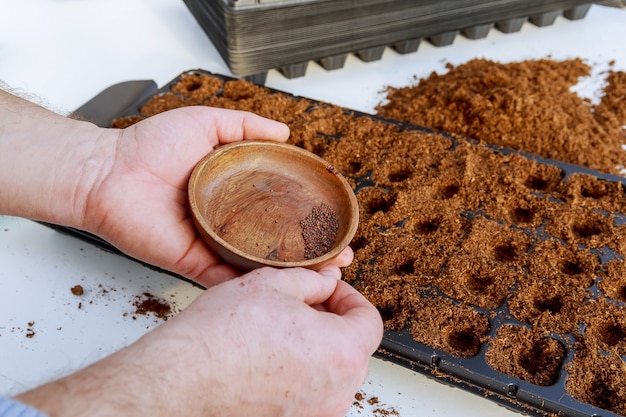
[15,344,173,417]
[15,322,223,417]
[0,89,115,228]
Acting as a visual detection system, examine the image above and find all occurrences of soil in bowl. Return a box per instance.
[188,141,357,270]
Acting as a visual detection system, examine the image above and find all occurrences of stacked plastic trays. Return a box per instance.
[182,0,594,83]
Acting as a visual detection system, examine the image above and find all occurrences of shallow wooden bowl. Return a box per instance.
[188,141,359,271]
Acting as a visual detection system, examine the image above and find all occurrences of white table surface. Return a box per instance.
[0,1,624,416]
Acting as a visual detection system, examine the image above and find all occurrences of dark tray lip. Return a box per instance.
[58,69,625,417]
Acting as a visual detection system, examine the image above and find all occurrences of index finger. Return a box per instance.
[211,108,290,144]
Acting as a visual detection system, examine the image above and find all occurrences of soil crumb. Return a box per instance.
[70,285,84,296]
[132,292,173,321]
[25,321,35,338]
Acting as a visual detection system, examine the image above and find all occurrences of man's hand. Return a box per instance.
[17,265,384,417]
[79,106,292,287]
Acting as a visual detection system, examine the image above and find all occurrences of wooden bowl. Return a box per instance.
[188,141,359,271]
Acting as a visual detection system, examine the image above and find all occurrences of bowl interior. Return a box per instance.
[189,141,359,270]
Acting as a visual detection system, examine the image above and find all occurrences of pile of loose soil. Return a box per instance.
[376,59,626,176]
[111,68,626,416]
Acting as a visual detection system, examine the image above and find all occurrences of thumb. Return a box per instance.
[241,266,339,306]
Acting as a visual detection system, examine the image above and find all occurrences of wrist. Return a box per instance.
[50,124,118,230]
[0,89,117,228]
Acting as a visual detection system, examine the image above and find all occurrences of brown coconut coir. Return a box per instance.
[111,66,626,415]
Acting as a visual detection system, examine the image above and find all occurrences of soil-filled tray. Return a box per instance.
[183,0,593,81]
[64,70,626,417]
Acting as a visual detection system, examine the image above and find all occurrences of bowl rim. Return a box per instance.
[188,140,359,269]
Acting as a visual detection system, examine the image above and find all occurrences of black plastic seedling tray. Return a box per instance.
[183,0,594,81]
[56,70,626,417]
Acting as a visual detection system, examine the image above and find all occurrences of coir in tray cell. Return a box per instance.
[64,70,626,417]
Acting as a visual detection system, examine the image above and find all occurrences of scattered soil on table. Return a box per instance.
[65,283,176,323]
[111,68,626,416]
[8,321,36,339]
[376,58,626,176]
[132,292,173,321]
[352,391,400,416]
[25,321,35,338]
